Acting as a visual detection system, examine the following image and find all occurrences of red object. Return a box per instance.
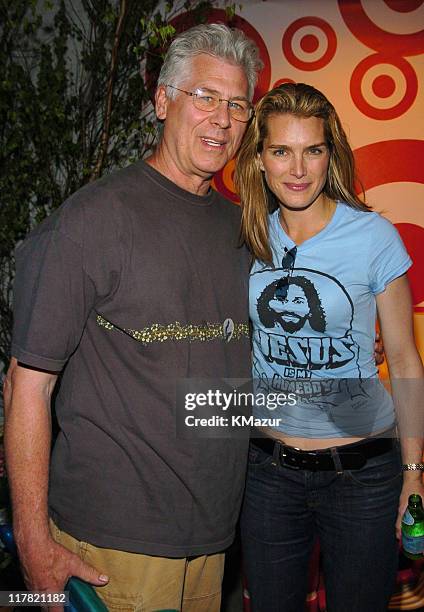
[282,17,337,71]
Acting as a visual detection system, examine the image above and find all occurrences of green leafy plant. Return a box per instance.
[0,0,238,368]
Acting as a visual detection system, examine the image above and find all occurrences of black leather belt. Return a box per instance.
[251,435,395,471]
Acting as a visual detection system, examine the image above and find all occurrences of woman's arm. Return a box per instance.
[376,273,424,537]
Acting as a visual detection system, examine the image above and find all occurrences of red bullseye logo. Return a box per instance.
[385,0,423,11]
[338,0,424,56]
[396,223,424,308]
[350,53,418,119]
[372,74,396,98]
[282,17,337,71]
[354,139,424,308]
[272,78,296,89]
[212,159,239,204]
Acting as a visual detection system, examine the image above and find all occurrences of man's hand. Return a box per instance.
[17,535,108,612]
[374,331,385,366]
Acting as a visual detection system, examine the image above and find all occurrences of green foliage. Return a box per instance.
[0,0,238,368]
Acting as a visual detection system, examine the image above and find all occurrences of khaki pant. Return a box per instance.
[50,520,224,612]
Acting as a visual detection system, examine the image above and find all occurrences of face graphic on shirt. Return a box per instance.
[257,274,327,335]
[252,267,360,375]
[269,283,314,333]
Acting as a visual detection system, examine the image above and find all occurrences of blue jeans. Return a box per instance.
[240,440,402,612]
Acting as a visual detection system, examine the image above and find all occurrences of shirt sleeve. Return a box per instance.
[368,214,412,295]
[12,226,96,371]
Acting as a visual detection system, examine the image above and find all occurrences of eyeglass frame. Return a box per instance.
[165,84,254,123]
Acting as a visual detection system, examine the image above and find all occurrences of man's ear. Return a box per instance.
[155,85,168,120]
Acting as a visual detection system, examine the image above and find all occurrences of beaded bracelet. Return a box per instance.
[402,463,424,471]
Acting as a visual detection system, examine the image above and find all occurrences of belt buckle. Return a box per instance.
[280,445,322,470]
[301,449,322,471]
[279,445,301,470]
[303,449,333,470]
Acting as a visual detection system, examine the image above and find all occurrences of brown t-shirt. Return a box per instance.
[12,161,251,556]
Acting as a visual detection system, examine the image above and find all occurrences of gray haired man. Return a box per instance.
[4,23,262,611]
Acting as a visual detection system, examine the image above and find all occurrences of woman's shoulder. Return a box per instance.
[339,203,396,234]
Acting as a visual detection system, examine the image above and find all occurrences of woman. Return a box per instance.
[235,83,424,612]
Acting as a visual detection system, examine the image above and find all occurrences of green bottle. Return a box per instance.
[402,494,424,559]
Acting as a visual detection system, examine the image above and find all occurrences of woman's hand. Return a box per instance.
[396,473,424,540]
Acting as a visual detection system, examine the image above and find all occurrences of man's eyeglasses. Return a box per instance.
[275,246,297,301]
[166,84,254,123]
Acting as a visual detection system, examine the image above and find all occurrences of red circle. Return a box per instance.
[272,78,296,88]
[384,0,423,12]
[350,53,417,120]
[353,139,424,307]
[212,162,239,204]
[282,17,337,71]
[300,34,320,53]
[395,223,424,306]
[372,74,396,98]
[338,0,424,56]
[169,9,271,103]
[354,139,423,192]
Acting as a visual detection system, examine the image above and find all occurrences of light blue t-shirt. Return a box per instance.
[250,203,412,438]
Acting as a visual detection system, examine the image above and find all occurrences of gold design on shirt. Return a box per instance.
[96,315,249,345]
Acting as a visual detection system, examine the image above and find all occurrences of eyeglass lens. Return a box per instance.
[193,90,251,121]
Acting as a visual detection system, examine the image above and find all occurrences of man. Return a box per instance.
[4,24,262,611]
[258,275,327,334]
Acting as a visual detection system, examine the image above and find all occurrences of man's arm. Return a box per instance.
[3,358,108,607]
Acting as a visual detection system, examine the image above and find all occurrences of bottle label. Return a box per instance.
[402,509,415,526]
[402,533,424,555]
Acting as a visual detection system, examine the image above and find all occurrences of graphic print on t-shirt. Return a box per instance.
[248,205,409,437]
[250,266,378,433]
[254,266,359,378]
